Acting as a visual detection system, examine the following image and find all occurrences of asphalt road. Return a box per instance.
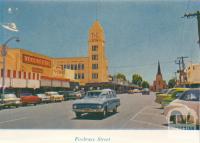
[0,93,168,129]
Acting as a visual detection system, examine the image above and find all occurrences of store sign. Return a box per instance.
[22,54,51,68]
[32,67,43,73]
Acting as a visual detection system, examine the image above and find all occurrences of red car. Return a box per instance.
[20,93,41,106]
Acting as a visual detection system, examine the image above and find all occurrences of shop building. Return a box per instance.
[0,20,108,89]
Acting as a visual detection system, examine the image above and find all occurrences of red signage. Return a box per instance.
[22,54,51,68]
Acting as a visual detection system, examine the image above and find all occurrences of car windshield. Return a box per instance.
[3,94,16,98]
[84,91,103,98]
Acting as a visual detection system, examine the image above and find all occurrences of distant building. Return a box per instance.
[152,61,167,91]
[186,64,200,84]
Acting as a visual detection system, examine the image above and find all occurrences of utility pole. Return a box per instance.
[183,11,200,48]
[175,56,188,85]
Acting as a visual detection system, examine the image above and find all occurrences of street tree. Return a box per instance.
[115,73,127,81]
[141,81,150,88]
[168,78,176,88]
[132,74,143,86]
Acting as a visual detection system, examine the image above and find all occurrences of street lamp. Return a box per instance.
[1,36,20,103]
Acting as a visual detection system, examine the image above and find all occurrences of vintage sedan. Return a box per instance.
[72,89,120,118]
[2,93,21,108]
[45,91,64,102]
[36,93,51,103]
[161,88,189,108]
[164,88,200,126]
[20,93,41,106]
[155,88,188,104]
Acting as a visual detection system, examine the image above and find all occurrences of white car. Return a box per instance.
[45,92,64,102]
[36,94,51,103]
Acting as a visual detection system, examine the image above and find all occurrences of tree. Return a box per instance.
[168,78,176,88]
[115,73,127,81]
[141,81,150,88]
[132,74,143,86]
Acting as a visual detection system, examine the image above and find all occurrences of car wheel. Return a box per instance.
[113,106,117,113]
[101,108,107,118]
[75,112,81,118]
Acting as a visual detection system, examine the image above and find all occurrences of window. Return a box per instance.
[1,69,3,77]
[74,64,77,70]
[75,73,77,79]
[7,70,11,78]
[33,73,35,80]
[82,73,84,79]
[92,45,98,51]
[13,70,16,78]
[71,65,74,70]
[28,72,31,79]
[92,64,98,69]
[63,65,66,69]
[78,73,81,79]
[37,73,39,80]
[92,55,98,60]
[18,71,21,79]
[78,64,81,70]
[67,64,70,69]
[82,64,84,70]
[24,72,26,78]
[92,73,98,79]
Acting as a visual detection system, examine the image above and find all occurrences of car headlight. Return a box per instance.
[73,105,77,109]
[97,105,102,109]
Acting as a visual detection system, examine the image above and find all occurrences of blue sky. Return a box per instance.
[0,0,200,84]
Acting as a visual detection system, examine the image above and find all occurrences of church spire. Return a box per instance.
[157,61,161,75]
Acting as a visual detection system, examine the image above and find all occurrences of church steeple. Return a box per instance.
[157,61,161,75]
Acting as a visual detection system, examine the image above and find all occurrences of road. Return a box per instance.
[0,93,168,129]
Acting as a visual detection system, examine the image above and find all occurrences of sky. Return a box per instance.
[0,0,200,84]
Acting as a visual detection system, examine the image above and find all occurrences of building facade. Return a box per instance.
[152,61,167,91]
[186,64,200,84]
[54,21,108,85]
[0,20,108,88]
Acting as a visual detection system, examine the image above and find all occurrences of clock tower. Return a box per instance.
[88,21,108,83]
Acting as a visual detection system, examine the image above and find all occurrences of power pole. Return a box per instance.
[183,11,200,48]
[175,56,188,85]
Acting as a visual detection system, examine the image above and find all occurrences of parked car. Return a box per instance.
[58,91,77,100]
[1,93,21,108]
[142,88,150,95]
[0,102,4,110]
[72,89,120,118]
[36,93,51,103]
[161,88,189,108]
[155,88,188,104]
[20,93,41,106]
[45,92,64,102]
[164,88,200,125]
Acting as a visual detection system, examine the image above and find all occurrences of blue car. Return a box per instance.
[72,89,120,118]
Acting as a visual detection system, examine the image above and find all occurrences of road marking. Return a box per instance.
[129,106,150,121]
[0,117,28,125]
[121,106,150,128]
